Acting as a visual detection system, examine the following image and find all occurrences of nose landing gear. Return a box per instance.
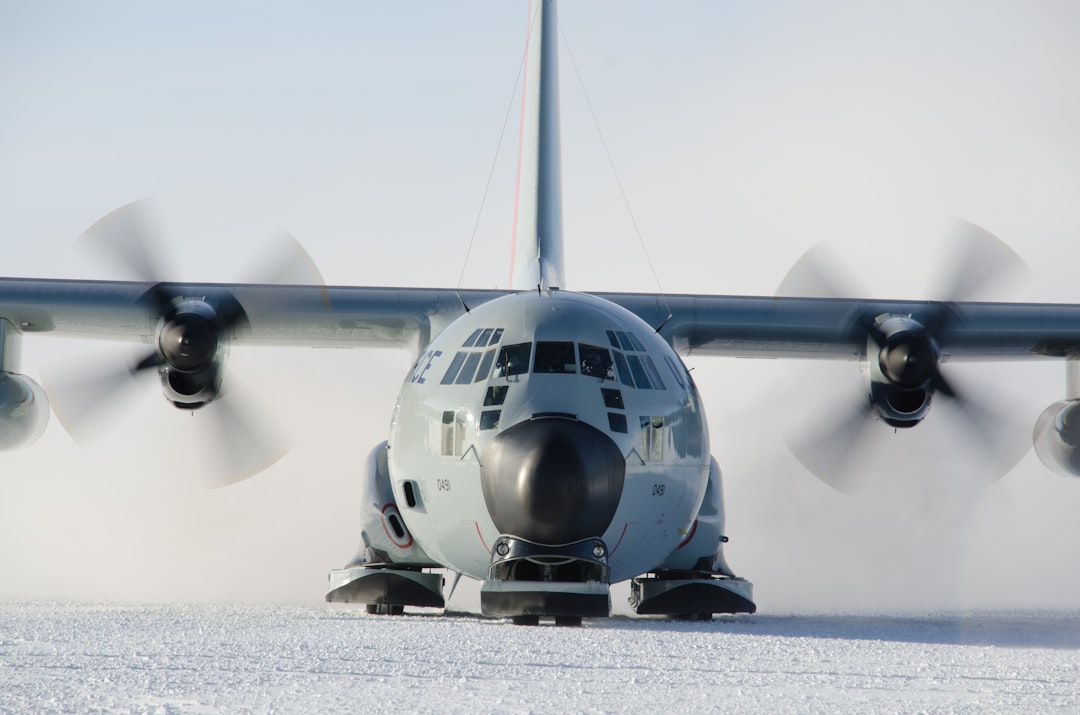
[480,536,612,626]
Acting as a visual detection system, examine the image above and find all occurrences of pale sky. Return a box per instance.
[2,1,1080,611]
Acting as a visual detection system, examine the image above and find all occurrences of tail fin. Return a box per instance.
[510,0,564,291]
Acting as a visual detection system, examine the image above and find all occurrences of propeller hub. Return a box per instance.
[159,313,219,370]
[879,332,940,388]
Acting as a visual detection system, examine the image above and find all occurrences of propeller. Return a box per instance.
[780,221,1031,495]
[46,199,326,486]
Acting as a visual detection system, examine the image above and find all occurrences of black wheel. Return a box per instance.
[555,616,583,627]
[512,615,540,626]
[365,604,378,615]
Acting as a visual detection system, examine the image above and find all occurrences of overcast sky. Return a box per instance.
[2,1,1080,611]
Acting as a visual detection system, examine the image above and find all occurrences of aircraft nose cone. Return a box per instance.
[480,417,625,545]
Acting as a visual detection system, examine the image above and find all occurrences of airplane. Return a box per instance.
[3,1,1080,623]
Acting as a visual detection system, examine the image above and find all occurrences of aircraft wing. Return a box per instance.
[4,278,1080,359]
[602,291,1080,481]
[5,278,1080,480]
[0,277,509,352]
[602,292,1080,361]
[0,277,511,474]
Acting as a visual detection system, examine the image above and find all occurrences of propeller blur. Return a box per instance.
[2,1,1080,623]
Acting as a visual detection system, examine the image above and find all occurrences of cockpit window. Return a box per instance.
[464,327,503,348]
[641,355,666,390]
[579,344,613,379]
[493,342,532,378]
[611,350,633,386]
[440,352,468,384]
[454,352,483,384]
[533,341,577,374]
[664,355,687,388]
[474,348,497,383]
[479,410,501,430]
[626,354,652,389]
[484,385,508,405]
[606,328,649,352]
[462,329,483,348]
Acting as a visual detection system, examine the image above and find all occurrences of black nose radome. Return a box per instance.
[480,417,625,545]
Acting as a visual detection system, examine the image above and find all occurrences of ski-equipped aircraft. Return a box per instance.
[3,1,1080,624]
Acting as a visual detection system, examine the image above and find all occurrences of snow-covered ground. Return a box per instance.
[2,602,1078,714]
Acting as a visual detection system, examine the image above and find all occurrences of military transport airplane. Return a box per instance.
[3,1,1080,622]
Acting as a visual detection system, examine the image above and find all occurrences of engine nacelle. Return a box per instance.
[0,372,50,450]
[865,314,939,428]
[153,299,231,409]
[159,364,223,409]
[1033,400,1080,477]
[869,381,932,428]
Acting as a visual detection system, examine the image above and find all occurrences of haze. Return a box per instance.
[1,1,1079,613]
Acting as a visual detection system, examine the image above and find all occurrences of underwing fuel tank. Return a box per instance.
[1033,399,1080,477]
[0,372,49,451]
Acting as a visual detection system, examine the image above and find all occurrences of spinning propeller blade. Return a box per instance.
[780,222,1030,494]
[46,200,322,486]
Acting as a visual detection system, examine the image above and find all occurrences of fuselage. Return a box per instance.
[388,288,712,583]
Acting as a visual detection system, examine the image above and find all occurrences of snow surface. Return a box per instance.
[2,602,1078,714]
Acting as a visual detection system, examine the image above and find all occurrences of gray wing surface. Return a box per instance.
[601,292,1080,360]
[4,278,1080,360]
[0,278,508,352]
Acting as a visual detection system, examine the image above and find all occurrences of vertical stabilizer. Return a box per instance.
[510,0,564,291]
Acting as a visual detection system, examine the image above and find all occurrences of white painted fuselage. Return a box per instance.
[388,288,711,583]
